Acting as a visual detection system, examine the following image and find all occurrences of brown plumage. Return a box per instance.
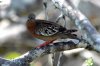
[26,14,77,47]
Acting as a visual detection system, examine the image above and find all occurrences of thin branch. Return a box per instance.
[43,0,48,20]
[0,39,91,66]
[51,0,100,52]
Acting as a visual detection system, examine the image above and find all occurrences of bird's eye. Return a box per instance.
[28,13,35,19]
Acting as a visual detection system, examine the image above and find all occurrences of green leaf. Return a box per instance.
[84,57,94,66]
[4,52,21,59]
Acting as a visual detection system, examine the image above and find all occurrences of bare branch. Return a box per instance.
[51,0,100,52]
[0,39,91,66]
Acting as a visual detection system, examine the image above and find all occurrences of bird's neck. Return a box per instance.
[26,19,36,33]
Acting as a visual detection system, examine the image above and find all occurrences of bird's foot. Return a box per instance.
[36,40,55,48]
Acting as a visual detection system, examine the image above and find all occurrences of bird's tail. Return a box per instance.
[59,27,77,34]
[64,29,77,34]
[63,29,78,39]
[59,27,78,38]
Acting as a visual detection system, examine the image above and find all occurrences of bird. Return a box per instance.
[26,13,78,47]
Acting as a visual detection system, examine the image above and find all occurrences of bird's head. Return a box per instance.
[27,13,36,33]
[28,13,36,20]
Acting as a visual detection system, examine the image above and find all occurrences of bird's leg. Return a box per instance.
[43,0,48,20]
[36,40,55,66]
[36,39,55,48]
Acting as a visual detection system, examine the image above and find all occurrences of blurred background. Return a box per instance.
[0,0,100,66]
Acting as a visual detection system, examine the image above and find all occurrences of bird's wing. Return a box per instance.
[35,20,61,36]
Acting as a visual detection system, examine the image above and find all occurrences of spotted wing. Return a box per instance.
[35,20,61,36]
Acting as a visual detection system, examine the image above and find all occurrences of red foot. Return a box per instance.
[36,40,55,48]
